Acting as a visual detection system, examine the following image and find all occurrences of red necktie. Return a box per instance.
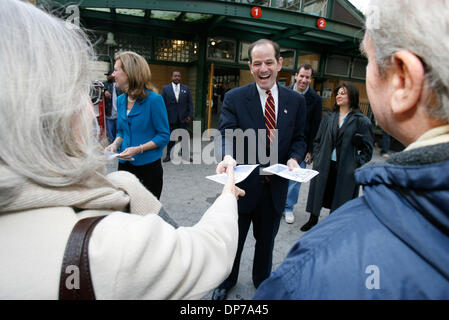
[264,89,276,145]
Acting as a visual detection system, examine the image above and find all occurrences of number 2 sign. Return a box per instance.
[317,17,326,29]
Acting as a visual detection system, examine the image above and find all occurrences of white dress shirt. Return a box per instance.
[172,82,180,102]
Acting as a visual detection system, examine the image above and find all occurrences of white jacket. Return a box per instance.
[0,168,238,299]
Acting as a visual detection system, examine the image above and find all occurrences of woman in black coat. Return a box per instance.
[302,83,374,231]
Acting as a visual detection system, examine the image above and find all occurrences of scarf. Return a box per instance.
[0,166,162,216]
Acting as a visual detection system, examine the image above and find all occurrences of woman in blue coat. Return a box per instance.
[106,51,170,199]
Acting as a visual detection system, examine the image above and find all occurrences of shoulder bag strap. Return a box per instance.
[59,215,106,300]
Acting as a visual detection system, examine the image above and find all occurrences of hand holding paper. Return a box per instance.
[118,146,139,160]
[207,164,259,185]
[287,158,300,170]
[221,163,246,199]
[216,155,237,174]
[105,142,118,153]
[103,149,135,161]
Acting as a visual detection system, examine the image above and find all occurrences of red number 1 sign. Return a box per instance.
[251,6,262,18]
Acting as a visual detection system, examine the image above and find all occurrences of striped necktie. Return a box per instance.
[264,89,276,145]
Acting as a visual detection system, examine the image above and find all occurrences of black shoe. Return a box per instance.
[211,288,228,301]
[300,215,318,232]
[163,156,170,163]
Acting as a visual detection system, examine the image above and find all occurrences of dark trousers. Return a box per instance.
[118,159,163,199]
[166,122,189,159]
[322,160,338,213]
[219,183,282,290]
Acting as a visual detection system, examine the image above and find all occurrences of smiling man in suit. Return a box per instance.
[211,39,307,300]
[162,70,193,162]
[283,64,322,225]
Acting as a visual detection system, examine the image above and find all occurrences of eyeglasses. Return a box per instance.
[89,80,104,105]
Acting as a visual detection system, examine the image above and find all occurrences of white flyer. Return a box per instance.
[103,149,135,161]
[206,164,259,185]
[262,164,319,183]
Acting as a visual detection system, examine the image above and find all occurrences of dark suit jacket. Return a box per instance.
[161,83,193,125]
[219,82,307,214]
[302,87,322,154]
[290,85,322,155]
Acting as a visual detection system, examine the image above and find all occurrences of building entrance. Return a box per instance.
[208,67,240,129]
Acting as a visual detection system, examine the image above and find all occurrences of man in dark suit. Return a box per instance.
[103,71,123,143]
[212,39,307,300]
[283,64,322,226]
[161,70,193,162]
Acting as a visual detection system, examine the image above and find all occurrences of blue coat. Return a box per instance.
[254,142,449,299]
[219,82,307,214]
[116,90,170,165]
[161,83,193,125]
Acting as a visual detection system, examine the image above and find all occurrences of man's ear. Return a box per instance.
[277,57,283,71]
[389,50,425,115]
[248,61,253,75]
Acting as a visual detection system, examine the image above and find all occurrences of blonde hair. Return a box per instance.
[115,51,156,100]
[0,0,106,205]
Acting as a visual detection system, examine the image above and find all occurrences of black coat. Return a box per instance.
[306,110,373,214]
[302,87,322,154]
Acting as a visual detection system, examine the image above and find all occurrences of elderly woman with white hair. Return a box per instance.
[254,0,449,299]
[0,0,244,299]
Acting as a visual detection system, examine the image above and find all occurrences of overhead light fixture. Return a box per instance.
[104,32,117,46]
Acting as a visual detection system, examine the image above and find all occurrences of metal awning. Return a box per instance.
[47,0,363,55]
